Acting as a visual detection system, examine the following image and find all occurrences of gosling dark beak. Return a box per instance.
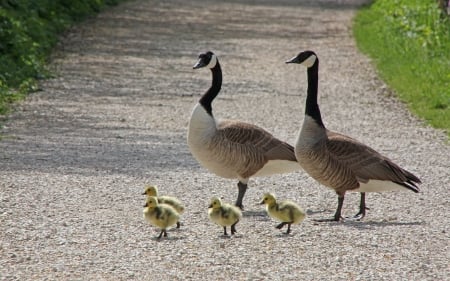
[193,59,206,69]
[285,56,300,64]
[208,204,213,208]
[259,200,265,205]
[141,192,146,195]
[143,203,148,207]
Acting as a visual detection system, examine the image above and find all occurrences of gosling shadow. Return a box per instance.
[150,235,185,242]
[242,210,267,217]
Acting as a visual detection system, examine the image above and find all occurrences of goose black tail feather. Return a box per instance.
[393,179,420,193]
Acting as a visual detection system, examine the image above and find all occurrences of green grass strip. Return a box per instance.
[353,0,450,137]
[0,0,125,116]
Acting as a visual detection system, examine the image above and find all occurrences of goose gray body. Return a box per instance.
[287,50,421,221]
[189,51,299,209]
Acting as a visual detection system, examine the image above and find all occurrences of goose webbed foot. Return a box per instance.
[347,208,369,221]
[346,192,369,221]
[235,182,248,210]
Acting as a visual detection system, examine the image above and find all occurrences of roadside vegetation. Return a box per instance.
[0,0,124,115]
[353,0,450,137]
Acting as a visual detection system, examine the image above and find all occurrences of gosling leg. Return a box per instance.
[276,222,287,229]
[235,182,248,210]
[231,220,239,235]
[286,223,292,234]
[223,226,228,236]
[157,230,164,239]
[176,221,181,228]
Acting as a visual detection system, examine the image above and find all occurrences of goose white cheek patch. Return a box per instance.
[207,54,217,69]
[301,54,317,68]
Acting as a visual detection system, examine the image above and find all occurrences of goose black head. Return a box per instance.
[285,50,318,68]
[193,51,218,69]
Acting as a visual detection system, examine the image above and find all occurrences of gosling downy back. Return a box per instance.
[208,196,242,236]
[260,192,305,234]
[142,185,185,214]
[143,196,180,238]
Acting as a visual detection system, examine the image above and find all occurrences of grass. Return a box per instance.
[0,0,125,116]
[353,0,450,137]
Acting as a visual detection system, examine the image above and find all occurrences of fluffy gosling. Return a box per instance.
[260,193,306,234]
[143,196,180,239]
[208,197,242,236]
[142,185,185,228]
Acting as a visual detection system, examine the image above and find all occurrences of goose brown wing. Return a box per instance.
[326,131,420,185]
[217,120,296,161]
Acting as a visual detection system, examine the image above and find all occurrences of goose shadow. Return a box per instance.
[315,220,425,230]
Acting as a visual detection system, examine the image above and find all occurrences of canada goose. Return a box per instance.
[189,51,300,209]
[260,192,306,234]
[143,196,180,239]
[208,196,242,236]
[142,185,185,228]
[286,50,421,221]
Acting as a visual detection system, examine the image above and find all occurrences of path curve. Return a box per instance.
[1,0,449,280]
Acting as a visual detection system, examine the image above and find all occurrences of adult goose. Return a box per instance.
[188,51,300,209]
[286,50,421,221]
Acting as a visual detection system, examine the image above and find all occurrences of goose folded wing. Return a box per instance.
[218,120,296,161]
[326,132,416,184]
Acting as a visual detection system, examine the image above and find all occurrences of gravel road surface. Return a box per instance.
[1,0,449,280]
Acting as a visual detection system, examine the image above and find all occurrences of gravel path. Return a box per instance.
[1,0,449,280]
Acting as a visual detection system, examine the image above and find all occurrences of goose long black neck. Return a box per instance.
[305,60,324,128]
[199,63,222,116]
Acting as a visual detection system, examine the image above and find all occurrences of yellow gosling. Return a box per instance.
[260,192,306,234]
[143,196,180,239]
[208,197,242,236]
[142,185,184,228]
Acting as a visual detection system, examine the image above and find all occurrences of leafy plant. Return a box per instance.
[0,0,125,115]
[354,0,450,137]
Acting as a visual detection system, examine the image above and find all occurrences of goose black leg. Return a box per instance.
[352,192,369,220]
[235,182,247,210]
[231,220,239,235]
[223,226,228,236]
[314,195,344,222]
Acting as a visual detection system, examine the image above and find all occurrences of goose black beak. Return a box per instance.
[141,192,146,195]
[259,201,265,205]
[193,59,206,69]
[143,203,148,207]
[285,56,300,64]
[208,204,213,208]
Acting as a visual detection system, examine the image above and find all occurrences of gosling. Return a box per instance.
[143,196,180,239]
[208,197,242,236]
[260,193,306,234]
[142,185,185,228]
